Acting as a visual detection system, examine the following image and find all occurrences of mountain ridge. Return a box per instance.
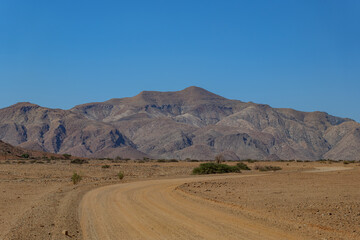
[0,87,359,160]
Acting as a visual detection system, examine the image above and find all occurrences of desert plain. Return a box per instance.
[0,159,359,240]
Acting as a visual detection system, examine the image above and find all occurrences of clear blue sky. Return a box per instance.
[1,0,359,121]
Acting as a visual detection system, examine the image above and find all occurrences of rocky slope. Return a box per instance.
[0,86,359,160]
[0,139,67,160]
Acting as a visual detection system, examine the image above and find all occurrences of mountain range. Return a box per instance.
[0,86,359,160]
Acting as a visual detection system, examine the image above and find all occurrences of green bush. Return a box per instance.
[246,159,257,163]
[236,162,251,170]
[157,159,179,163]
[192,163,241,175]
[102,164,110,169]
[117,172,124,180]
[254,165,282,171]
[63,153,72,160]
[71,172,82,185]
[21,153,30,159]
[70,159,88,164]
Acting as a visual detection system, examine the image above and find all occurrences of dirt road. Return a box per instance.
[80,166,353,240]
[80,174,300,240]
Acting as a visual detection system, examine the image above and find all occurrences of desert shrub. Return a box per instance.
[71,172,82,185]
[70,159,88,164]
[236,162,251,170]
[63,153,72,160]
[246,159,257,163]
[102,164,110,169]
[157,159,179,163]
[185,158,200,162]
[117,172,124,180]
[255,165,282,172]
[344,160,355,164]
[21,153,30,159]
[50,156,56,160]
[192,163,241,175]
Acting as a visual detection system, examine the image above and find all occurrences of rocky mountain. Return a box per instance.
[0,86,359,160]
[0,139,68,160]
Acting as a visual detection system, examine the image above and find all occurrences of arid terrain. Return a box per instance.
[1,87,360,161]
[1,159,359,240]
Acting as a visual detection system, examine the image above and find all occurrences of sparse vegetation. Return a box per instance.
[246,159,257,163]
[71,172,82,185]
[117,172,124,180]
[63,153,72,160]
[254,165,282,171]
[102,164,110,169]
[236,162,251,170]
[157,159,179,163]
[21,153,30,158]
[192,163,241,175]
[70,159,88,164]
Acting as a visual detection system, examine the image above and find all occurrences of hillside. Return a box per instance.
[0,140,68,160]
[0,86,359,160]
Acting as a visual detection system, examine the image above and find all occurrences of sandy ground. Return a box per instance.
[80,174,299,240]
[0,160,199,240]
[1,160,359,240]
[179,163,360,240]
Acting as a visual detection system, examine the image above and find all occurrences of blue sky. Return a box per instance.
[1,0,359,121]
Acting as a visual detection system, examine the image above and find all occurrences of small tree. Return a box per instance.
[63,153,72,160]
[117,172,124,180]
[21,153,30,159]
[71,172,82,185]
[215,154,224,164]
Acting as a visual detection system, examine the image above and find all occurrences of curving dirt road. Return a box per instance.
[80,174,299,240]
[80,167,352,240]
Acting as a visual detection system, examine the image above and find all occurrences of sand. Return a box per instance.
[1,160,359,240]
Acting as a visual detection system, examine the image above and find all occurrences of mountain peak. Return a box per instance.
[8,102,41,110]
[127,86,225,105]
[179,86,225,100]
